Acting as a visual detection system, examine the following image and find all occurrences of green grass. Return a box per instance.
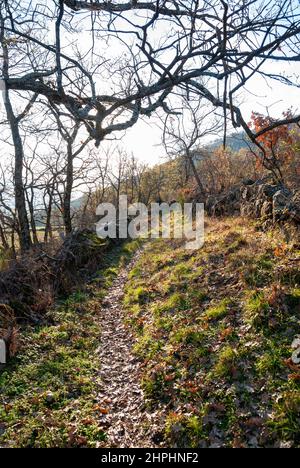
[123,218,300,448]
[204,299,232,321]
[165,413,206,448]
[270,389,300,440]
[242,254,275,287]
[133,327,164,359]
[255,344,286,377]
[171,326,204,346]
[244,292,271,330]
[212,345,245,379]
[152,293,190,316]
[0,240,140,448]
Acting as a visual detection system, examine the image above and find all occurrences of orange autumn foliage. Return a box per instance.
[249,110,300,184]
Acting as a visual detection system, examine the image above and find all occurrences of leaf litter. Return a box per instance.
[97,253,165,448]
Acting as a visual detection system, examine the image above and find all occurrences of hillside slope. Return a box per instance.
[124,218,300,448]
[205,131,251,152]
[0,217,299,448]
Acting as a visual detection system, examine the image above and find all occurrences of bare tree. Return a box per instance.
[46,105,91,234]
[1,0,300,150]
[0,163,18,256]
[0,11,38,250]
[24,155,39,245]
[106,148,131,210]
[163,96,223,195]
[94,149,110,206]
[0,0,300,253]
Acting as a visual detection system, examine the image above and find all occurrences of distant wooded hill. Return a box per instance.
[206,131,251,152]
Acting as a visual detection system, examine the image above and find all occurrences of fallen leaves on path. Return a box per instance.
[96,253,164,448]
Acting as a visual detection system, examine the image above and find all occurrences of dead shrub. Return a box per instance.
[0,253,54,322]
[0,229,121,334]
[53,229,118,295]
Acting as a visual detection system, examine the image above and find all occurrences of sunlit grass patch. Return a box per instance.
[0,239,140,448]
[255,343,287,378]
[124,285,149,306]
[244,287,295,333]
[124,218,300,447]
[270,390,300,441]
[165,413,206,448]
[128,265,143,279]
[212,345,242,379]
[133,327,164,359]
[142,369,167,401]
[170,325,205,346]
[204,298,233,321]
[154,316,174,333]
[152,292,190,316]
[244,292,271,330]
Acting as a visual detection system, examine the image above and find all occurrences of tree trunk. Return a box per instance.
[44,190,54,243]
[0,223,9,251]
[186,151,206,195]
[4,99,32,251]
[1,24,32,252]
[10,223,17,259]
[63,140,73,235]
[26,191,39,244]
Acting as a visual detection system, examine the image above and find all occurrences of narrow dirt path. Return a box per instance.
[97,252,164,448]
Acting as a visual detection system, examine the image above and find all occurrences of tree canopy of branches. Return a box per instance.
[1,0,300,250]
[1,0,300,146]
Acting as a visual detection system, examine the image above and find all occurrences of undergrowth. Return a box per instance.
[0,239,141,448]
[124,218,300,448]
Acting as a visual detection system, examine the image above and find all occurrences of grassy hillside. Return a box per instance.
[0,241,140,448]
[1,217,299,448]
[124,218,300,448]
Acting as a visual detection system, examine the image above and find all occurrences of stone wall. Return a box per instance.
[207,178,300,227]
